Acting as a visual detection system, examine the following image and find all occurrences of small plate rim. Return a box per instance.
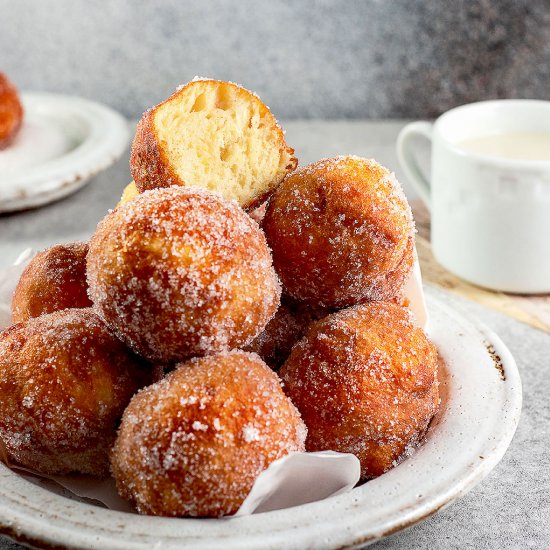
[0,92,129,213]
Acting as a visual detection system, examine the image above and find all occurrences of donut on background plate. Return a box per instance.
[0,72,23,149]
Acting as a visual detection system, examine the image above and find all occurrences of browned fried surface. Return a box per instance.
[280,301,439,480]
[87,187,281,363]
[244,301,306,370]
[0,309,152,477]
[111,350,306,517]
[243,296,328,370]
[11,242,92,323]
[263,156,414,309]
[372,234,415,305]
[131,109,170,190]
[0,72,23,149]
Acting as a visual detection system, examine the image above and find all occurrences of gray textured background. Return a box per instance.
[1,2,550,548]
[1,0,549,119]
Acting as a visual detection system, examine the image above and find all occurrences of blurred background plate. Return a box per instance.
[0,93,128,213]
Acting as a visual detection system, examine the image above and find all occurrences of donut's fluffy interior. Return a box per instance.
[154,81,293,207]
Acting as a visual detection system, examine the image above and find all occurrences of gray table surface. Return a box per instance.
[0,121,548,549]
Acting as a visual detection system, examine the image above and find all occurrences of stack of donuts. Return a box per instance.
[0,79,439,518]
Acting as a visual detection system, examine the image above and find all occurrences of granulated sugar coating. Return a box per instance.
[111,350,306,517]
[244,302,308,370]
[11,242,92,323]
[0,308,152,477]
[280,301,439,480]
[87,186,281,363]
[263,156,415,309]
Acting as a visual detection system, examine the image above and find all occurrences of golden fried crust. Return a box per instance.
[280,302,439,480]
[111,350,306,517]
[0,73,23,149]
[243,296,329,370]
[131,109,174,190]
[263,156,414,309]
[130,79,297,210]
[11,242,92,323]
[244,302,306,370]
[0,309,153,477]
[87,187,281,363]
[372,234,416,305]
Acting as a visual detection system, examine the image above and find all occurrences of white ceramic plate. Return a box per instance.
[0,289,522,549]
[0,93,128,212]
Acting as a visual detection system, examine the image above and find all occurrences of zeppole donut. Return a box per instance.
[130,79,297,209]
[263,156,415,309]
[0,308,152,477]
[111,350,306,517]
[280,301,439,480]
[11,242,92,323]
[87,186,281,362]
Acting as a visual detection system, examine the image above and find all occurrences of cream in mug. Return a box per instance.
[397,99,550,293]
[457,132,550,161]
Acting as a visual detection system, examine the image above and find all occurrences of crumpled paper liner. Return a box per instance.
[0,248,428,516]
[0,248,33,329]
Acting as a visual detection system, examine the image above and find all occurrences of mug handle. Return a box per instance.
[396,121,433,210]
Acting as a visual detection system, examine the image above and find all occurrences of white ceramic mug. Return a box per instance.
[397,99,550,294]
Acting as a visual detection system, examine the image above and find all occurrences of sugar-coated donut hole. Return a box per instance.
[0,308,153,477]
[280,301,439,480]
[11,242,92,323]
[87,186,281,363]
[263,156,415,309]
[111,350,306,517]
[130,79,297,209]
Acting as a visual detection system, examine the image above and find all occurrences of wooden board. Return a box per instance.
[411,200,550,334]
